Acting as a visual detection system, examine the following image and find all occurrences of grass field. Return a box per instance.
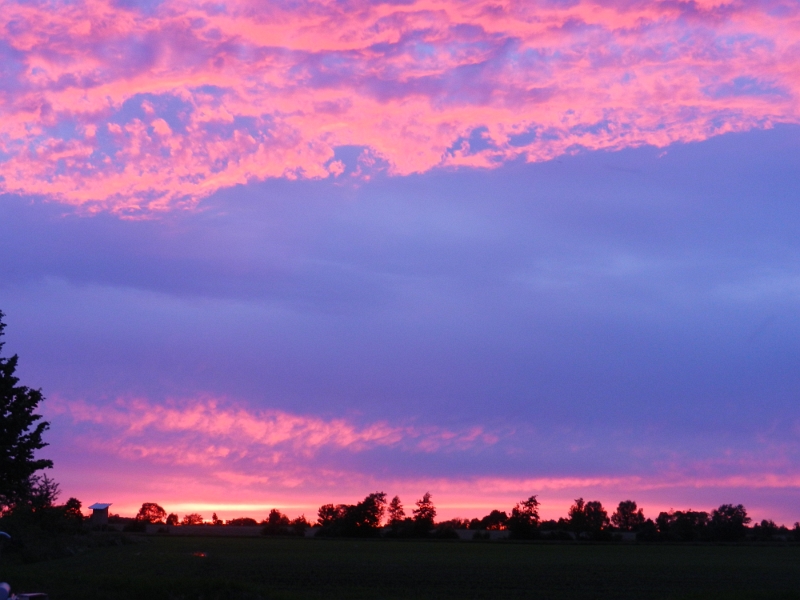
[3,536,800,599]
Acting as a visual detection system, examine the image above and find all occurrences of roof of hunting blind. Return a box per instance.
[88,503,112,510]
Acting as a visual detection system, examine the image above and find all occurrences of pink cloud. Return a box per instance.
[48,395,499,467]
[0,0,797,212]
[44,395,800,525]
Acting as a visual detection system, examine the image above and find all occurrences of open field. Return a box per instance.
[3,537,800,600]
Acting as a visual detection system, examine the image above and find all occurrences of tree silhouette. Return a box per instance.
[316,492,387,537]
[387,495,405,526]
[507,495,540,539]
[584,501,609,533]
[166,513,179,526]
[0,311,53,511]
[753,519,779,541]
[317,504,342,527]
[413,492,436,535]
[24,473,59,513]
[437,518,470,529]
[263,508,291,535]
[228,517,258,526]
[353,492,387,530]
[477,510,508,530]
[656,510,708,541]
[568,498,609,538]
[568,498,588,532]
[289,515,311,536]
[181,513,204,525]
[63,497,83,523]
[611,500,645,531]
[709,504,750,541]
[136,502,167,523]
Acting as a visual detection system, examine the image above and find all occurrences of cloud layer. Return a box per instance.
[1,0,799,211]
[50,395,498,468]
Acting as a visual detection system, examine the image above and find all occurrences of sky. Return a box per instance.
[1,0,799,525]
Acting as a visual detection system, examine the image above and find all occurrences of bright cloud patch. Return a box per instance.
[0,0,798,212]
[50,396,498,472]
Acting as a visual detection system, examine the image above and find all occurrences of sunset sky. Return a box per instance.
[1,0,799,524]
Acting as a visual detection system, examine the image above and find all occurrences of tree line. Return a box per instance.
[123,492,800,543]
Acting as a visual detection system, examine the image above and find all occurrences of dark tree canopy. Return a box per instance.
[410,492,437,535]
[317,503,341,527]
[507,495,540,539]
[413,492,436,527]
[262,508,290,534]
[476,510,509,531]
[181,513,204,525]
[288,515,311,536]
[0,311,53,511]
[262,509,309,536]
[227,517,258,526]
[63,497,83,521]
[266,508,290,526]
[567,498,588,532]
[387,495,405,526]
[656,509,709,541]
[611,500,646,531]
[136,502,167,523]
[568,498,609,535]
[316,492,387,537]
[710,504,751,541]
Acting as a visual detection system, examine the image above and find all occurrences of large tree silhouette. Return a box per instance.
[611,500,645,531]
[568,498,609,538]
[0,311,53,511]
[709,504,750,541]
[136,502,167,523]
[316,492,387,537]
[508,495,540,539]
[387,495,405,526]
[412,492,436,535]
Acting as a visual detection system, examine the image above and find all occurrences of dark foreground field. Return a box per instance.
[4,537,800,600]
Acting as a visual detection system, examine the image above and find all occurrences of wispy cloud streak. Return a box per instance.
[50,396,498,469]
[0,0,798,212]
